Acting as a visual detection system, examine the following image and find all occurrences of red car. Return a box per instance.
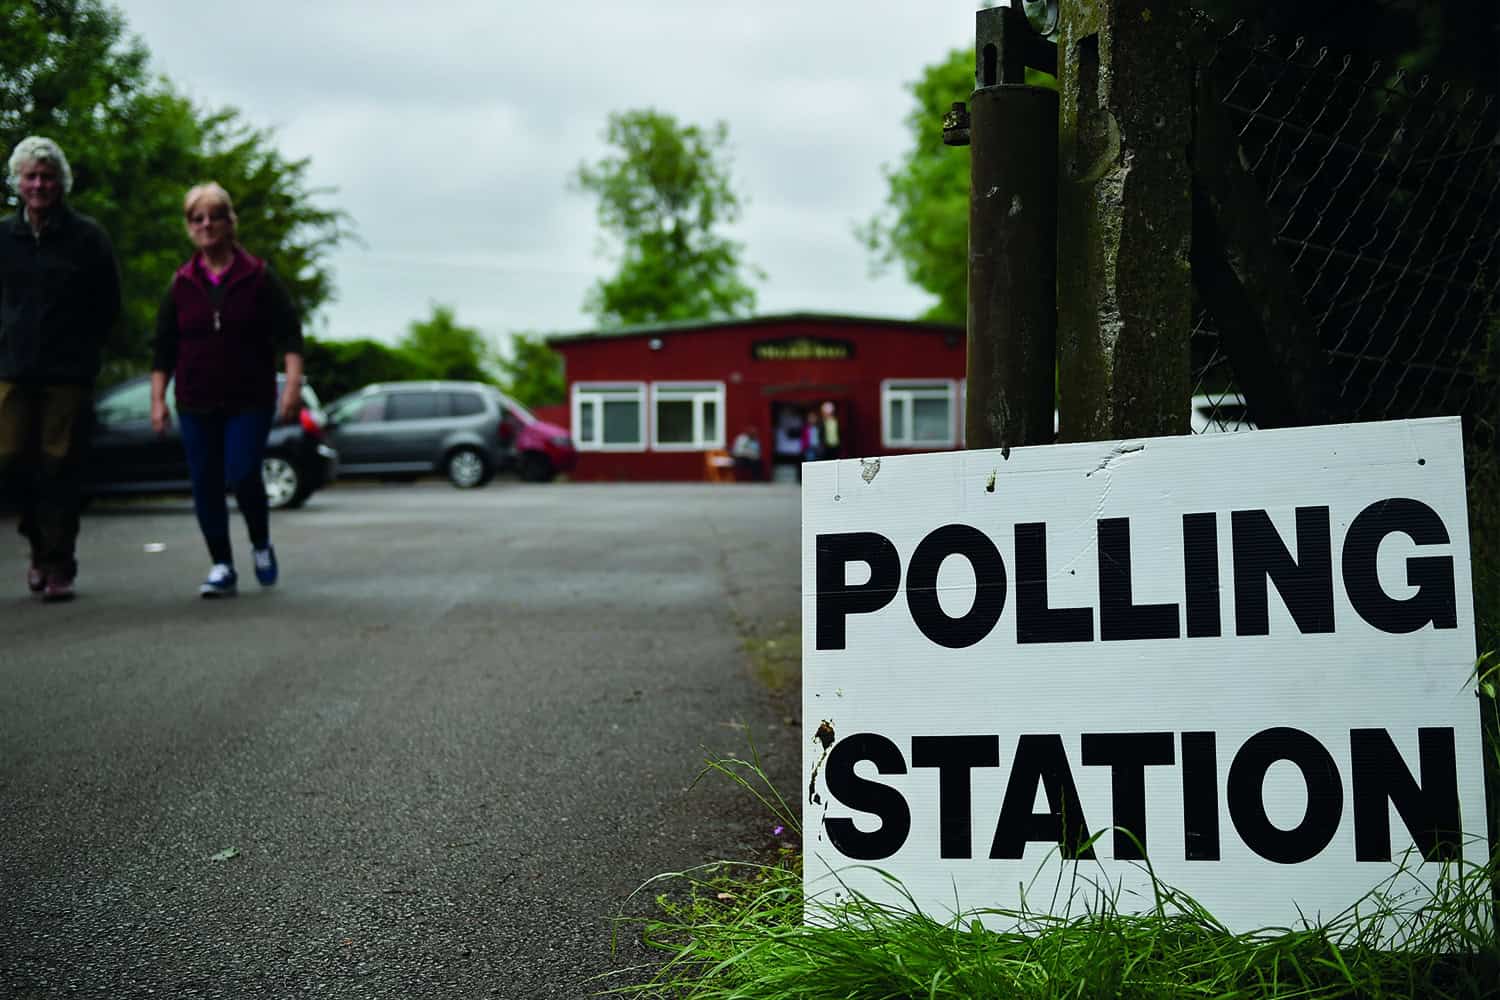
[499,392,577,482]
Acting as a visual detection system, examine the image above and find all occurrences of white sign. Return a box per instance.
[801,418,1486,935]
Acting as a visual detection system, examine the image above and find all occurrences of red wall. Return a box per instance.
[552,316,966,482]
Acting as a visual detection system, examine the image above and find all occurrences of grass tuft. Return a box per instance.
[603,655,1500,1000]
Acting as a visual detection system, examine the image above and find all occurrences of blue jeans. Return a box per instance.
[178,408,273,566]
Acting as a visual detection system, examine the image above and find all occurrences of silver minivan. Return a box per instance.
[324,381,513,488]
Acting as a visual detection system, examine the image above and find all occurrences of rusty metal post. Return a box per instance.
[1056,0,1194,441]
[949,5,1060,452]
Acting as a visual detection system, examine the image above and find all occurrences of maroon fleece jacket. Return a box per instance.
[151,247,302,412]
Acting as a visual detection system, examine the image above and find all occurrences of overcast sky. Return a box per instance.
[115,1,981,351]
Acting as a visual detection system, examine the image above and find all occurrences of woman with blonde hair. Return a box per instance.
[150,182,303,597]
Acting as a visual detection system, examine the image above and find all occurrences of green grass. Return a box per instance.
[604,662,1500,1000]
[738,616,801,696]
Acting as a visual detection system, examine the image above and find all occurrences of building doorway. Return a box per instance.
[769,399,852,483]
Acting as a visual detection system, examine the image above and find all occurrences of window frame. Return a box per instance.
[649,381,726,451]
[571,382,647,452]
[881,378,959,449]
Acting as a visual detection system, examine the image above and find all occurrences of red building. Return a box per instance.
[547,313,967,482]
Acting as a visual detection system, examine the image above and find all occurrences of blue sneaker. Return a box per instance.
[252,546,278,586]
[200,563,238,598]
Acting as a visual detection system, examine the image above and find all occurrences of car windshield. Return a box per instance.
[491,389,535,424]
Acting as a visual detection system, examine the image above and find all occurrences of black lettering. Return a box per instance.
[1350,728,1462,862]
[1098,519,1181,641]
[912,735,1001,858]
[823,733,912,860]
[1015,523,1093,644]
[816,532,901,650]
[1227,727,1343,864]
[1181,731,1221,860]
[1183,513,1222,638]
[906,525,1008,649]
[1232,507,1335,635]
[990,734,1096,859]
[1343,499,1457,634]
[1081,732,1175,858]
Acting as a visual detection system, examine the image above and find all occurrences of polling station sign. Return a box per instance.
[801,417,1486,935]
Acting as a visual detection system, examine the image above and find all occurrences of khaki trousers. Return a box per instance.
[0,381,91,577]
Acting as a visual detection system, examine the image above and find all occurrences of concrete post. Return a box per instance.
[1056,0,1194,441]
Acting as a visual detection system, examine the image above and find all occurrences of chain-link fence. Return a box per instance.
[1188,21,1499,652]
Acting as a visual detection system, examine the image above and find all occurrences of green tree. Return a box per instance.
[494,332,564,409]
[300,335,438,404]
[400,303,495,383]
[573,108,758,327]
[1,0,350,381]
[858,49,973,326]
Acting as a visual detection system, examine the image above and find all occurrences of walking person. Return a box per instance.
[150,182,303,597]
[0,137,122,601]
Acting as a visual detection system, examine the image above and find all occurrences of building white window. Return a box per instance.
[882,379,958,449]
[572,383,646,451]
[651,382,725,450]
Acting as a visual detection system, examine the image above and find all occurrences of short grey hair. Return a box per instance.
[7,136,73,194]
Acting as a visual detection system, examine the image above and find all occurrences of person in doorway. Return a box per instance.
[797,407,822,482]
[0,136,122,601]
[151,182,303,598]
[730,425,762,481]
[800,407,822,463]
[774,408,803,463]
[820,401,842,460]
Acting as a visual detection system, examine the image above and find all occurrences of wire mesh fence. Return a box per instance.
[1188,21,1499,651]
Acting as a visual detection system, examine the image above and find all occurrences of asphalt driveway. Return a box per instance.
[0,480,802,998]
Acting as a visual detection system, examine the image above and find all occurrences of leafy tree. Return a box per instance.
[1,0,350,381]
[573,108,758,327]
[301,335,438,405]
[494,332,564,409]
[858,49,972,327]
[399,303,495,383]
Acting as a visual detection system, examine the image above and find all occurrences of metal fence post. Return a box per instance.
[1056,0,1194,441]
[947,5,1059,453]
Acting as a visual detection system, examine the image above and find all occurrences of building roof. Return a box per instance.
[545,311,962,346]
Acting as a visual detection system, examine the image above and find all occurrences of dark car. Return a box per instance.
[86,374,339,509]
[324,381,576,487]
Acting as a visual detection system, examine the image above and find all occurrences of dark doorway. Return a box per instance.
[769,399,853,483]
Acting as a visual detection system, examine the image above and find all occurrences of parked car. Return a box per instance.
[86,374,338,509]
[323,381,576,487]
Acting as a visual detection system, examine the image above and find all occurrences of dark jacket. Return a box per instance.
[152,247,302,412]
[0,203,122,383]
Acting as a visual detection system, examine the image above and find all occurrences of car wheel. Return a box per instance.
[446,447,490,489]
[519,451,554,483]
[262,453,304,509]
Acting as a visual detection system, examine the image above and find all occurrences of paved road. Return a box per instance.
[1,481,802,998]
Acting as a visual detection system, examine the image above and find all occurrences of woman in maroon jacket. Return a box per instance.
[150,182,303,597]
